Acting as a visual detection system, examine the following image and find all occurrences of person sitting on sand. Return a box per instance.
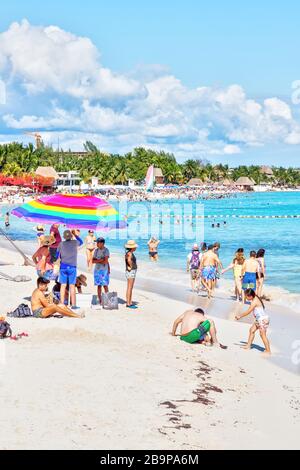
[31,277,84,318]
[200,245,222,298]
[147,236,160,262]
[235,288,271,355]
[172,308,227,349]
[241,251,260,302]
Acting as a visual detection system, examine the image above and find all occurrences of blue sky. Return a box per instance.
[0,0,300,165]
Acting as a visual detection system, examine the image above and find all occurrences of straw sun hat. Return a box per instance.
[40,235,55,247]
[125,240,138,249]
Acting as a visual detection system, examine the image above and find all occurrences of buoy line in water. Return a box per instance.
[127,214,300,219]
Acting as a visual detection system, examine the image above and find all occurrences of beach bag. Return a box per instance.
[190,251,200,270]
[0,320,12,338]
[101,292,119,310]
[7,304,32,318]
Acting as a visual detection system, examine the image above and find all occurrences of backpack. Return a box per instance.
[7,304,32,318]
[0,320,12,338]
[190,251,200,270]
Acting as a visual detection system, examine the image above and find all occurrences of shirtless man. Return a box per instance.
[172,308,226,348]
[241,251,260,302]
[147,237,160,262]
[31,277,84,318]
[200,245,222,298]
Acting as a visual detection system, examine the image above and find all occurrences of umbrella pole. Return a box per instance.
[0,228,35,267]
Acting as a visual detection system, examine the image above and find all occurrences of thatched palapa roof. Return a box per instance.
[35,167,59,180]
[188,178,203,186]
[235,177,255,186]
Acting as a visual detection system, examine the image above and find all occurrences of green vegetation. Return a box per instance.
[0,141,299,186]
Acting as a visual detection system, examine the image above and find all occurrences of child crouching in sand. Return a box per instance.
[235,288,271,356]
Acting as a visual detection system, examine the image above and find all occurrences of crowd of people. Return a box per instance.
[11,218,270,355]
[185,242,270,354]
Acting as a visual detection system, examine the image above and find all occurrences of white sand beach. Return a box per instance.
[0,244,300,450]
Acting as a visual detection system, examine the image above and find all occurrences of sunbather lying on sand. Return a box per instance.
[31,277,84,318]
[172,308,227,349]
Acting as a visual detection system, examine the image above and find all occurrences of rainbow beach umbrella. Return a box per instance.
[12,194,127,231]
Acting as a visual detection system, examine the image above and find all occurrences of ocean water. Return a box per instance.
[1,191,300,295]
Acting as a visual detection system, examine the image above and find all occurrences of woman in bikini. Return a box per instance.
[85,230,96,271]
[235,288,271,356]
[222,250,245,301]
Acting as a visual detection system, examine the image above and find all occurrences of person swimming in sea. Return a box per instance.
[235,288,271,356]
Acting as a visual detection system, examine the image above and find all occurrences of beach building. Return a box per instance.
[35,166,59,181]
[235,177,255,191]
[57,171,81,189]
[187,178,203,186]
[260,166,274,178]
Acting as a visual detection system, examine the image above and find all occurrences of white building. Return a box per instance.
[57,171,81,189]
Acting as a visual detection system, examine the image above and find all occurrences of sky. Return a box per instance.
[0,0,300,166]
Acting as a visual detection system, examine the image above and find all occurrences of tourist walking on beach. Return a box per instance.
[235,288,271,355]
[241,251,260,302]
[125,240,138,309]
[32,235,55,280]
[93,237,110,305]
[58,229,83,309]
[49,224,62,263]
[171,308,227,349]
[187,244,202,293]
[147,236,160,262]
[222,250,245,301]
[200,245,222,298]
[256,249,266,297]
[85,230,96,271]
[31,277,84,319]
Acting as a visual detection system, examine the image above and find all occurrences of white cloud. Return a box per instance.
[0,20,300,159]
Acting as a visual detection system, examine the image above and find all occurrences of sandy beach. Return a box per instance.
[0,243,299,450]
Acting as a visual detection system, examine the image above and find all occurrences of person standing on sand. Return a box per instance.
[222,251,245,301]
[187,244,202,293]
[200,245,222,298]
[241,251,260,302]
[31,277,84,318]
[235,288,271,356]
[256,248,266,297]
[58,229,83,309]
[125,240,138,309]
[32,235,55,280]
[49,224,62,263]
[93,237,110,305]
[85,230,96,271]
[171,308,227,348]
[147,236,160,262]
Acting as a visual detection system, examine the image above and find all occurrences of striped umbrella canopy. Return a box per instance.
[12,194,127,231]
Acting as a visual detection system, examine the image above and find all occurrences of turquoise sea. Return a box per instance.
[2,191,300,294]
